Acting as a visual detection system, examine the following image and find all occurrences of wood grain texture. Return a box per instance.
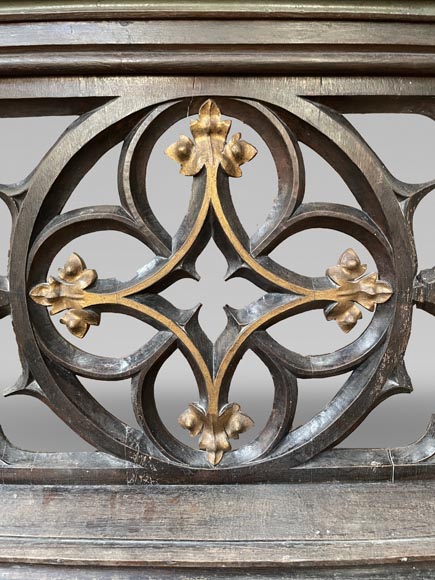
[0,74,433,482]
[0,1,434,22]
[0,19,433,75]
[2,20,435,46]
[0,5,434,575]
[0,482,433,568]
[1,564,435,580]
[1,447,435,485]
[0,76,433,104]
[2,84,415,476]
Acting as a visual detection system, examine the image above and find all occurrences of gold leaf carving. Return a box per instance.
[58,252,97,287]
[28,99,395,468]
[165,99,257,177]
[325,248,393,333]
[179,402,254,466]
[222,132,258,178]
[60,308,100,339]
[29,253,100,338]
[165,134,201,176]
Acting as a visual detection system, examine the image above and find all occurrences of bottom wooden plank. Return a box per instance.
[0,563,434,580]
[0,482,433,570]
[0,537,434,568]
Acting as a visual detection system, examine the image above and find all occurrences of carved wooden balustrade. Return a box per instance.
[0,2,435,577]
[2,90,433,483]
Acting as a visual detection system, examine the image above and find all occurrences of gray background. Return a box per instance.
[0,111,434,453]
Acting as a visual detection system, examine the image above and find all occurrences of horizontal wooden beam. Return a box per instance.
[0,76,434,105]
[0,482,434,568]
[0,1,434,22]
[0,19,433,76]
[1,563,435,579]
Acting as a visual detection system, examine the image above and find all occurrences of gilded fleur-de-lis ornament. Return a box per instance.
[30,253,100,338]
[179,402,254,466]
[165,99,257,176]
[324,249,393,333]
[29,99,394,467]
[165,99,257,465]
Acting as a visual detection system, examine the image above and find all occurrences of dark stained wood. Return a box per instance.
[2,20,435,45]
[1,564,435,579]
[0,482,433,568]
[1,444,435,485]
[2,89,398,470]
[0,0,434,22]
[0,1,434,576]
[0,19,434,75]
[2,77,423,477]
[0,76,434,106]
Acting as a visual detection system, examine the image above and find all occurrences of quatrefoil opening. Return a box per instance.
[28,98,394,467]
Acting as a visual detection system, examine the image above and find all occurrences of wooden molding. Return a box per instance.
[0,18,433,75]
[0,482,433,569]
[0,1,434,22]
[0,4,434,576]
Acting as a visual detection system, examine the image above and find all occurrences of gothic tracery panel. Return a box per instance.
[1,87,434,482]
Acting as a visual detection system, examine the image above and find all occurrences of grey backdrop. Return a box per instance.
[0,111,434,453]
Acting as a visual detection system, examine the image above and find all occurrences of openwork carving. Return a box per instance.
[27,100,394,465]
[30,253,100,338]
[1,87,434,482]
[324,248,392,333]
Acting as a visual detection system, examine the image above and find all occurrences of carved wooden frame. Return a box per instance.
[1,2,435,576]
